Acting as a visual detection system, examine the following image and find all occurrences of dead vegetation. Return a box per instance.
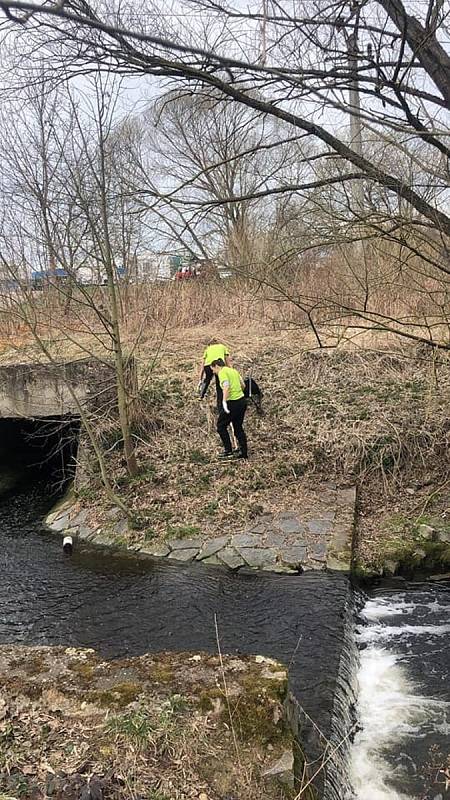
[71,319,449,573]
[0,645,294,800]
[0,280,448,573]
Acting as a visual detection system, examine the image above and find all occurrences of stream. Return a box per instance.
[0,479,449,799]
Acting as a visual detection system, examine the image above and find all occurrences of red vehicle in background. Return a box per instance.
[174,266,197,280]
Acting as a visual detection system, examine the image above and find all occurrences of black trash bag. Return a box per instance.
[244,376,264,415]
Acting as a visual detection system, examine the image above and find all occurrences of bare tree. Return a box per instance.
[0,0,447,350]
[132,90,307,270]
[0,71,141,480]
[0,0,447,235]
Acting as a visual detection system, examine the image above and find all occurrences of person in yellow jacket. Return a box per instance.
[211,358,248,460]
[198,339,231,410]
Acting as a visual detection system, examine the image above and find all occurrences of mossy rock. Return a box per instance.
[148,665,175,684]
[68,660,96,682]
[196,687,224,712]
[225,665,288,743]
[88,681,142,709]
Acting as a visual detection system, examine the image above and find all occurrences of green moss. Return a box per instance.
[384,540,450,572]
[377,512,450,574]
[227,693,283,742]
[240,670,288,703]
[149,665,175,683]
[196,687,223,712]
[351,563,380,581]
[223,668,288,743]
[166,524,200,539]
[89,682,141,709]
[68,661,95,681]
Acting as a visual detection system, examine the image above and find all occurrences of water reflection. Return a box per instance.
[0,482,351,740]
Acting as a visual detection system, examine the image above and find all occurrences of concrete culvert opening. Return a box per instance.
[0,416,80,495]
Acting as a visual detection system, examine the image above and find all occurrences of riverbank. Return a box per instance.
[72,328,450,575]
[0,645,300,800]
[1,316,449,576]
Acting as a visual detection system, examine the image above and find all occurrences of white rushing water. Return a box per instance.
[349,592,450,800]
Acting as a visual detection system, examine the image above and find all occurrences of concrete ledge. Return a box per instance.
[45,482,357,575]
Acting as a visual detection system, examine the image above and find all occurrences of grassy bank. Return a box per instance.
[0,645,298,800]
[69,320,449,575]
[0,282,448,574]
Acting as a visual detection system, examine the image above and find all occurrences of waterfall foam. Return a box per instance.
[349,589,450,800]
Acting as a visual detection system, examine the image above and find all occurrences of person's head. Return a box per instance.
[211,358,225,374]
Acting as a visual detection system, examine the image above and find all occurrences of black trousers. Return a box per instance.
[200,365,223,409]
[217,397,248,457]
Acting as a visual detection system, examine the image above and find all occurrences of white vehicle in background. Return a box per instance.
[76,266,107,285]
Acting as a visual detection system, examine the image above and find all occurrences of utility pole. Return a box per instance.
[345,3,364,213]
[260,0,268,66]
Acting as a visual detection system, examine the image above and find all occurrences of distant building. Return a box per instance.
[136,253,172,282]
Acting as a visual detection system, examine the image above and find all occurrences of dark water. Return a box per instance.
[2,481,449,800]
[0,482,352,746]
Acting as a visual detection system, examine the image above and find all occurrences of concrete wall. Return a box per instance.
[0,359,117,418]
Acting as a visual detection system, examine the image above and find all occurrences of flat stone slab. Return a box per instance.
[231,533,263,547]
[201,554,221,565]
[218,547,245,570]
[309,542,327,562]
[169,538,203,551]
[239,547,277,569]
[169,548,199,562]
[315,510,336,521]
[280,546,307,567]
[50,513,70,531]
[196,535,230,560]
[336,487,357,505]
[265,532,287,548]
[308,519,332,536]
[276,518,306,535]
[278,511,299,521]
[270,564,298,574]
[44,482,356,574]
[141,544,171,557]
[70,509,89,525]
[115,518,128,536]
[247,522,270,534]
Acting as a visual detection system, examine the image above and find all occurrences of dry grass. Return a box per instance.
[67,318,449,572]
[0,274,448,571]
[0,240,448,357]
[0,645,292,800]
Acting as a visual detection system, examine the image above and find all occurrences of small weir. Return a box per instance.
[0,466,448,798]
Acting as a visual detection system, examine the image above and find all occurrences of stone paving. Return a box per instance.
[46,483,356,573]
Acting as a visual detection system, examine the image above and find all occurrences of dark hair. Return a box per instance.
[211,358,225,368]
